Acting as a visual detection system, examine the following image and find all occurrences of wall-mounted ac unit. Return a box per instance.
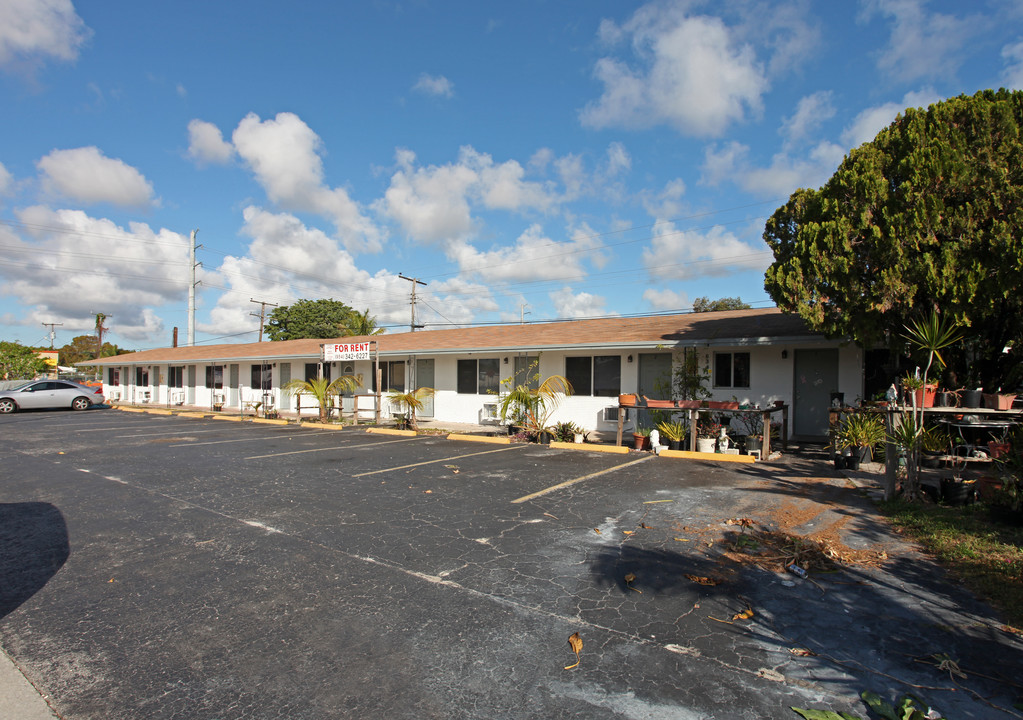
[602,406,619,422]
[109,390,121,402]
[171,390,184,405]
[481,402,499,421]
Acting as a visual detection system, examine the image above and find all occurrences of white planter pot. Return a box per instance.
[697,438,716,453]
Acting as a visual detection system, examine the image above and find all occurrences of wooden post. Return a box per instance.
[761,409,771,459]
[616,406,625,447]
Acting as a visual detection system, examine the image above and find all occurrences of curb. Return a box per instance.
[660,449,756,463]
[549,441,630,454]
[446,433,511,444]
[366,428,417,437]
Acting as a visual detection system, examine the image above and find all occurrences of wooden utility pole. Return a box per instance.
[42,321,63,349]
[188,229,201,346]
[250,298,278,341]
[398,274,427,332]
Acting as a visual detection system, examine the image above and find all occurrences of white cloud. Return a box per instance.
[0,161,13,196]
[580,7,768,136]
[700,141,748,187]
[840,89,940,149]
[0,206,192,340]
[702,137,845,195]
[453,223,603,283]
[231,112,384,253]
[37,147,155,208]
[0,0,91,69]
[641,178,686,219]
[1001,40,1023,90]
[643,287,690,311]
[413,73,454,98]
[781,91,835,146]
[861,0,982,83]
[202,207,405,335]
[187,119,235,165]
[377,146,561,245]
[549,287,612,319]
[641,222,770,281]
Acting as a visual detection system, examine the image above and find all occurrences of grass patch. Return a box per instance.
[879,499,1023,628]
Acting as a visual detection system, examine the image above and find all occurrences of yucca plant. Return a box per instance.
[656,420,687,443]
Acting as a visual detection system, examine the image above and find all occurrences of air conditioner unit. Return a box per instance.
[602,406,619,422]
[481,402,499,421]
[109,390,120,401]
[171,390,184,405]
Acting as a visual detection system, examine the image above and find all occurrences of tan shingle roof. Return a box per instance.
[83,308,822,366]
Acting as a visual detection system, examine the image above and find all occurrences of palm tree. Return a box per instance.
[387,387,435,431]
[283,375,361,423]
[342,309,385,337]
[498,374,573,434]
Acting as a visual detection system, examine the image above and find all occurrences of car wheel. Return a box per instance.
[71,396,91,411]
[0,398,16,414]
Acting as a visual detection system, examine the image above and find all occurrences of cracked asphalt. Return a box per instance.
[1,408,1020,719]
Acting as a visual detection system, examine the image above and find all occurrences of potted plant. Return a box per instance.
[836,412,884,469]
[695,415,719,453]
[733,412,764,454]
[633,427,652,450]
[656,420,686,451]
[498,372,573,442]
[919,425,949,468]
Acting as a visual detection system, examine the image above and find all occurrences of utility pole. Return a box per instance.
[249,298,278,341]
[520,303,530,325]
[188,229,201,346]
[398,274,427,332]
[42,321,63,349]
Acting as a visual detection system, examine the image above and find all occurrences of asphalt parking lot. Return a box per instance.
[1,407,1021,719]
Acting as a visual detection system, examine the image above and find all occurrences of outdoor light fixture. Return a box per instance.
[781,350,788,359]
[504,357,509,364]
[627,355,633,363]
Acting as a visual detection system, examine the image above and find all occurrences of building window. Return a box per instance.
[370,361,405,392]
[305,363,331,382]
[565,356,621,397]
[135,367,149,387]
[250,364,272,391]
[456,358,500,394]
[205,365,224,389]
[714,352,750,388]
[168,366,184,389]
[108,368,120,386]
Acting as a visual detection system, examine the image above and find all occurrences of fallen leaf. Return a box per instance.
[622,530,634,535]
[593,528,601,534]
[643,499,673,504]
[564,632,583,669]
[673,537,691,542]
[639,522,654,529]
[789,648,816,657]
[732,608,754,621]
[424,490,433,494]
[685,574,719,586]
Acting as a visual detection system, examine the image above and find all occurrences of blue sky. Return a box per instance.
[1,0,1022,350]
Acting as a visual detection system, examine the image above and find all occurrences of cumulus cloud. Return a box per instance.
[201,207,396,335]
[377,146,560,245]
[840,89,940,149]
[641,221,770,281]
[37,147,156,208]
[781,91,835,146]
[231,112,384,253]
[452,223,605,284]
[860,0,982,83]
[187,119,235,165]
[413,73,455,98]
[0,206,193,340]
[640,178,687,219]
[581,10,767,137]
[549,287,612,319]
[643,287,690,311]
[0,0,91,69]
[701,139,843,196]
[1001,40,1023,90]
[0,161,13,197]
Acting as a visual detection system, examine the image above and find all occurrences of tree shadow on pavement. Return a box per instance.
[0,502,69,618]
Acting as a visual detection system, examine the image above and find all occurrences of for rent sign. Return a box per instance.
[322,342,372,362]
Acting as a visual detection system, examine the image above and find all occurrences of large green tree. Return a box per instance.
[692,296,751,312]
[0,341,49,380]
[59,335,123,366]
[265,299,383,341]
[763,89,1023,391]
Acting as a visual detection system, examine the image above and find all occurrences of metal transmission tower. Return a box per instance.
[398,274,427,332]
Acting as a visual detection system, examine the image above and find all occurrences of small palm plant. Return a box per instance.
[387,387,435,431]
[498,374,573,434]
[283,375,361,423]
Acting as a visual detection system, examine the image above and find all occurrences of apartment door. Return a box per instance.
[793,349,838,439]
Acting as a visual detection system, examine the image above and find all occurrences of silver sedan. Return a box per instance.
[0,380,106,413]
